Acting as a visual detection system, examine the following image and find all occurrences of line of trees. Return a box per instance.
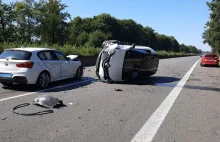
[0,0,201,53]
[203,0,220,54]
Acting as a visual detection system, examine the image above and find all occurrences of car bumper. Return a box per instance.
[0,75,28,84]
[0,71,39,84]
[202,61,219,66]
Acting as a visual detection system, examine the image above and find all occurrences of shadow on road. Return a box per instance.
[183,85,220,92]
[2,77,96,92]
[115,76,220,92]
[202,65,220,68]
[116,76,181,85]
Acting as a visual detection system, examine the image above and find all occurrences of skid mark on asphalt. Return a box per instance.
[0,78,96,102]
[130,59,200,142]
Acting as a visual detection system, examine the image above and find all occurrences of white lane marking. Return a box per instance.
[0,79,96,102]
[131,59,200,142]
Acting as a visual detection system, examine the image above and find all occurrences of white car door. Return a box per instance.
[53,51,74,78]
[38,51,61,81]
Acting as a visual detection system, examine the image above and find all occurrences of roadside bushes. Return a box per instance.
[0,43,196,57]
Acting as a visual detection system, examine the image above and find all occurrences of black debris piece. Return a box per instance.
[115,88,123,91]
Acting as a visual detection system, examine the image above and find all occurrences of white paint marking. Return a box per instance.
[0,79,95,102]
[131,59,200,142]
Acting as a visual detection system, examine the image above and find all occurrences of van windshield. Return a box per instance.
[0,50,32,60]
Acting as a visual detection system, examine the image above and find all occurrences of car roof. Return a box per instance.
[5,47,56,52]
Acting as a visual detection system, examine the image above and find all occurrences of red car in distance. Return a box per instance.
[200,53,219,67]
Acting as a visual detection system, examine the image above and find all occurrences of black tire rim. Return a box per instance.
[39,72,50,88]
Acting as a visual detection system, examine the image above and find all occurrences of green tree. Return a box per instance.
[0,2,16,42]
[38,0,70,45]
[87,30,111,47]
[203,0,220,54]
[14,0,39,43]
[76,32,89,46]
[180,44,190,53]
[91,13,118,39]
[143,26,157,48]
[169,36,180,52]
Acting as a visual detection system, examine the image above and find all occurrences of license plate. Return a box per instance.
[0,73,12,78]
[208,60,215,62]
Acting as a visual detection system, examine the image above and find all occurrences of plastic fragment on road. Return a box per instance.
[33,95,63,109]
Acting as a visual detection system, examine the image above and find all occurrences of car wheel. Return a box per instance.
[36,71,50,89]
[200,62,203,66]
[106,79,113,84]
[74,66,83,80]
[1,82,13,87]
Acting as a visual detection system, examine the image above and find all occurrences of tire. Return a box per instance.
[74,66,83,80]
[36,71,50,89]
[106,79,113,84]
[1,82,13,87]
[200,62,203,66]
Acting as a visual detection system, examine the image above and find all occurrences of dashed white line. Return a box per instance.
[0,79,95,102]
[130,59,200,142]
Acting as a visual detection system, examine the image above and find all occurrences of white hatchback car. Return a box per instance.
[0,47,84,88]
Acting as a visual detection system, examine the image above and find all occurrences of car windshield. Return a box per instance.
[0,50,32,60]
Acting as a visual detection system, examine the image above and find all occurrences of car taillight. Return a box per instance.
[16,62,34,68]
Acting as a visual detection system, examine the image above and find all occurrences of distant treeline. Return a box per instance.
[0,0,201,54]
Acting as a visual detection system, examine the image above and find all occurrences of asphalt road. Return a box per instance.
[0,56,219,142]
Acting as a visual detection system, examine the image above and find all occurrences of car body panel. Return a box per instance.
[201,53,219,66]
[95,40,159,82]
[0,47,83,86]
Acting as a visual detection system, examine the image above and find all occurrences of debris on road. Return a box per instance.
[69,103,73,105]
[1,117,7,120]
[88,109,91,111]
[115,88,123,91]
[33,96,63,109]
[11,95,64,116]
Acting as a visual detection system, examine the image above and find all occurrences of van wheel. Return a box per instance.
[36,71,50,89]
[74,66,83,80]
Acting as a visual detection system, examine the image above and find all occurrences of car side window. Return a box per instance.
[44,51,57,60]
[54,51,67,61]
[38,52,47,60]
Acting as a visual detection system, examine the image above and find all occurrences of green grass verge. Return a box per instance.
[0,43,196,57]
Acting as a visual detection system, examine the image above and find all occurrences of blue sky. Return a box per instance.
[6,0,212,51]
[61,0,211,51]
